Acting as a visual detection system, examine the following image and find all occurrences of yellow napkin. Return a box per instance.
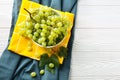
[8,0,74,64]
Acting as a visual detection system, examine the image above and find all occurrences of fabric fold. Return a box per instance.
[62,0,77,12]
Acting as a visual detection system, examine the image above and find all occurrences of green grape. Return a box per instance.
[19,28,26,36]
[28,34,33,38]
[33,15,40,22]
[51,22,55,26]
[48,35,53,40]
[37,38,42,44]
[53,28,59,33]
[51,16,57,22]
[41,37,46,42]
[40,32,46,37]
[38,11,44,17]
[42,29,48,33]
[34,23,40,29]
[32,36,37,41]
[51,31,56,37]
[40,70,45,75]
[30,72,37,77]
[47,26,52,31]
[56,16,61,21]
[45,12,49,17]
[57,22,62,27]
[26,21,33,29]
[42,42,46,47]
[20,22,26,28]
[26,29,32,34]
[41,24,47,29]
[36,29,42,33]
[46,20,51,25]
[41,19,46,24]
[48,16,51,20]
[34,32,39,37]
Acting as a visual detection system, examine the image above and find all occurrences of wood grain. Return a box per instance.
[76,4,120,28]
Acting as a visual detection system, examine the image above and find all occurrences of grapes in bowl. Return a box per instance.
[19,6,71,48]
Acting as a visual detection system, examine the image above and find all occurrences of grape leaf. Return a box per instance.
[58,46,68,58]
[39,53,49,68]
[49,54,59,67]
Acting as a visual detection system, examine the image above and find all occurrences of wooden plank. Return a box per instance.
[70,76,120,80]
[0,4,13,15]
[70,51,120,79]
[79,0,120,6]
[73,29,120,51]
[0,1,13,28]
[0,0,13,5]
[0,29,10,56]
[76,6,120,29]
[0,15,12,28]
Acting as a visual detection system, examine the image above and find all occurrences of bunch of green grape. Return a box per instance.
[19,6,71,47]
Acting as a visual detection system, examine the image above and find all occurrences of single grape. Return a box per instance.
[42,24,47,29]
[30,72,37,77]
[48,16,51,20]
[40,69,45,75]
[42,42,46,47]
[41,37,46,42]
[41,19,46,24]
[19,28,26,36]
[49,63,55,68]
[57,22,62,27]
[32,36,37,41]
[28,34,33,38]
[45,12,49,17]
[36,29,42,33]
[40,32,46,37]
[34,32,39,37]
[42,29,48,33]
[26,21,33,29]
[20,22,26,28]
[34,23,40,29]
[48,35,53,40]
[46,20,51,25]
[26,29,32,34]
[33,14,40,22]
[38,11,44,17]
[51,22,55,26]
[38,38,42,44]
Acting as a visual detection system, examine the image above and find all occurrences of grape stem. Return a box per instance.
[24,8,37,23]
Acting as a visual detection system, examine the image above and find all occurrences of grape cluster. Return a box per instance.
[19,6,71,47]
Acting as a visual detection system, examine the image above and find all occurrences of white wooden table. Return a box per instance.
[1,0,120,80]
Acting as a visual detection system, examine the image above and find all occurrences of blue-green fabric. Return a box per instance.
[0,0,78,80]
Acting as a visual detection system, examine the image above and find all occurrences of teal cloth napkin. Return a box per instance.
[0,0,78,80]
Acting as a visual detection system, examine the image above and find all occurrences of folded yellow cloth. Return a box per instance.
[8,0,74,64]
